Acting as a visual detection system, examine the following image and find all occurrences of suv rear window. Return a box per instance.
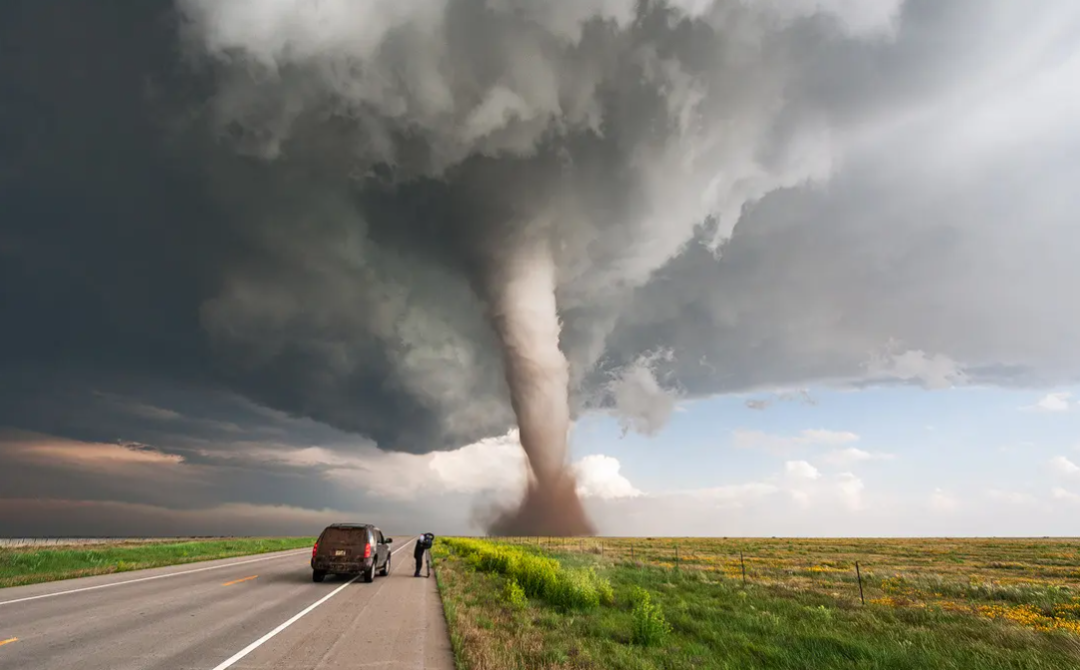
[321,527,369,546]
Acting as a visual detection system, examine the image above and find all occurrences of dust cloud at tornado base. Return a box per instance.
[173,0,906,534]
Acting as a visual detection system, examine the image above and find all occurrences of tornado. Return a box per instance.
[483,238,594,536]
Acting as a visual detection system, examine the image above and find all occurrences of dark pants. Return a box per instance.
[414,549,425,575]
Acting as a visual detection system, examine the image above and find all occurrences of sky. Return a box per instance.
[4,384,1080,537]
[3,1,1080,537]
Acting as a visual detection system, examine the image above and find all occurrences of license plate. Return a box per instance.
[334,550,346,556]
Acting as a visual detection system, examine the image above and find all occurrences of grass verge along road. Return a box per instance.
[0,537,315,589]
[433,537,1080,669]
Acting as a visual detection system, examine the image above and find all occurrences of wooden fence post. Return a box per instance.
[740,551,747,586]
[856,561,866,605]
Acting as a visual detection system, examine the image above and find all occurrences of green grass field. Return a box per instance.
[433,537,1080,669]
[0,537,316,588]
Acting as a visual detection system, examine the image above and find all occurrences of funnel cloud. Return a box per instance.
[482,238,593,534]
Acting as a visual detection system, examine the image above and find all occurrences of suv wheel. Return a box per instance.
[379,555,391,577]
[363,563,376,583]
[312,570,326,583]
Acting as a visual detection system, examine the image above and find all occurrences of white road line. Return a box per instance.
[209,539,417,670]
[0,549,310,607]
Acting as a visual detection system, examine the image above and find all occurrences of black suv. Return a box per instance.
[311,523,393,583]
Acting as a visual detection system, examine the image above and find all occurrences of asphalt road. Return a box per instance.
[0,537,454,669]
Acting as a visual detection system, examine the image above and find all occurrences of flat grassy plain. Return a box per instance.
[434,537,1080,670]
[0,537,316,588]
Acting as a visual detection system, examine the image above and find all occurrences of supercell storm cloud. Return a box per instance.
[174,0,890,455]
[171,0,902,531]
[2,0,1080,534]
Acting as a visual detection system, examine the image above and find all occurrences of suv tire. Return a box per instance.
[363,564,376,583]
[379,555,391,577]
[312,570,326,583]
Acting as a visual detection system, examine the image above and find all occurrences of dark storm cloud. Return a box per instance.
[0,1,490,453]
[2,0,1080,535]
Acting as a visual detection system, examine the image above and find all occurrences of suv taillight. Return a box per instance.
[312,542,318,558]
[363,543,371,559]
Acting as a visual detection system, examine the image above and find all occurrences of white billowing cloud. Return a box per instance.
[822,447,896,467]
[676,482,781,507]
[801,430,861,444]
[779,462,863,510]
[836,473,865,511]
[733,428,860,452]
[1023,392,1074,412]
[1052,488,1080,503]
[241,429,529,501]
[427,430,529,493]
[630,459,867,514]
[584,466,874,535]
[732,431,889,495]
[571,454,642,499]
[237,430,650,505]
[929,488,958,511]
[986,489,1038,506]
[583,478,1080,537]
[864,349,967,390]
[1050,455,1080,476]
[789,489,812,507]
[785,460,821,480]
[600,351,680,437]
[744,389,816,411]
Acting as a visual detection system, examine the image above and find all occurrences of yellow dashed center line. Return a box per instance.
[0,637,17,648]
[222,575,259,587]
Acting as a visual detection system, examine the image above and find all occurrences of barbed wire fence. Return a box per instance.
[487,536,1080,610]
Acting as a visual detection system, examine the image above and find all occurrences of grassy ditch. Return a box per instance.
[433,537,1080,670]
[0,537,316,588]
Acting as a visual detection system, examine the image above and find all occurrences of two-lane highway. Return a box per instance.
[0,538,453,669]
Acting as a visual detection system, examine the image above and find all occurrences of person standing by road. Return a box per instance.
[414,532,435,577]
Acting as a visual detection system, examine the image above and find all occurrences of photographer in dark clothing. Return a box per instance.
[414,532,435,577]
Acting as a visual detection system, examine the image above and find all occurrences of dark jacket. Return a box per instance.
[415,533,434,557]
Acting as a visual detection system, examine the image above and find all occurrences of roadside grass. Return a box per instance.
[0,537,315,588]
[434,538,1080,670]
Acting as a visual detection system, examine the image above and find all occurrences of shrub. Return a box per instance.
[596,576,615,606]
[514,554,561,599]
[503,578,528,610]
[630,588,671,647]
[549,568,601,610]
[443,538,613,611]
